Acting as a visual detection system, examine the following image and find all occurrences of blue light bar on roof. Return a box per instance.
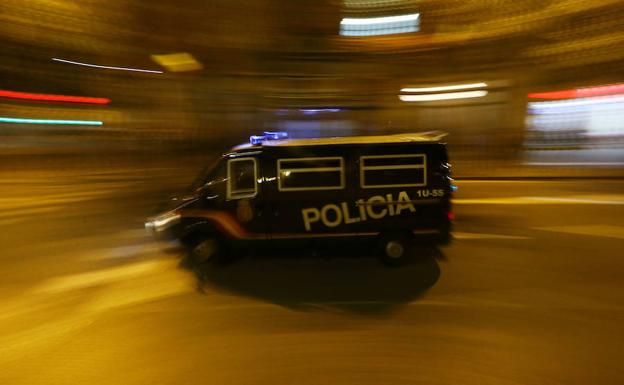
[250,131,289,145]
[250,135,265,145]
[264,131,288,140]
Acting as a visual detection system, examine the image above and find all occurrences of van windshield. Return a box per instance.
[189,156,225,192]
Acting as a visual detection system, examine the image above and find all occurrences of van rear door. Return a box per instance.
[350,143,450,236]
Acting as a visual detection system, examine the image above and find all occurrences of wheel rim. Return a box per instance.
[193,239,218,262]
[385,240,405,259]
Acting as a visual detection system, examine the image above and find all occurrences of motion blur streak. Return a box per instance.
[528,95,624,110]
[401,83,488,93]
[0,89,111,105]
[340,13,420,25]
[0,116,103,125]
[529,83,624,100]
[340,13,420,36]
[399,91,488,102]
[150,53,202,72]
[51,58,164,74]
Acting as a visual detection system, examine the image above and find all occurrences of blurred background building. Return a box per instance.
[1,0,623,174]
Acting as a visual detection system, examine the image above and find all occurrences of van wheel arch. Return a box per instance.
[182,222,225,264]
[181,221,220,246]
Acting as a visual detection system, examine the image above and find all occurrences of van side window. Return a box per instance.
[360,154,427,188]
[227,158,257,199]
[277,157,345,191]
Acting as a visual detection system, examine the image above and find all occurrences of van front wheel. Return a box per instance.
[190,237,223,264]
[379,235,410,266]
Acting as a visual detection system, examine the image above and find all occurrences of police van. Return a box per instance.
[146,131,454,265]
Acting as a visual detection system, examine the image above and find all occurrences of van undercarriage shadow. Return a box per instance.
[182,246,443,315]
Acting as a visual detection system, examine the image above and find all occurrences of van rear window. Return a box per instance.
[278,157,344,191]
[360,154,427,188]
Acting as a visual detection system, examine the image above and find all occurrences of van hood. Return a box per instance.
[166,193,201,211]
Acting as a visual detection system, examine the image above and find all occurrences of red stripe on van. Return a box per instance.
[181,209,256,239]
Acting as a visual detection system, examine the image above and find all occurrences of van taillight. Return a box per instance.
[447,212,455,221]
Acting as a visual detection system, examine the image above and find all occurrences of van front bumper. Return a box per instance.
[145,212,181,241]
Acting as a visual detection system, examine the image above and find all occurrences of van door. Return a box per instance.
[353,143,449,236]
[263,150,355,238]
[222,156,267,240]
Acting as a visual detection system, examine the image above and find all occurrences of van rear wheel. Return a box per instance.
[379,235,410,266]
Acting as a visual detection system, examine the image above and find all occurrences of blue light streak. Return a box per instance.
[0,116,103,126]
[263,131,288,140]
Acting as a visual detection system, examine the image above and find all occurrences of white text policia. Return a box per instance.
[301,189,445,231]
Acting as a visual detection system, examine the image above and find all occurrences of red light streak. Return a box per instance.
[528,83,624,100]
[0,89,110,105]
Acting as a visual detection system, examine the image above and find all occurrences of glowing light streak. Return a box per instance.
[0,116,103,125]
[340,13,420,36]
[52,58,163,74]
[340,13,420,25]
[528,94,624,112]
[150,52,202,72]
[0,89,110,105]
[299,108,341,114]
[401,83,487,93]
[399,90,488,102]
[528,83,624,100]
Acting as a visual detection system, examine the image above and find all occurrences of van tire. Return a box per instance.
[190,236,224,265]
[379,235,410,266]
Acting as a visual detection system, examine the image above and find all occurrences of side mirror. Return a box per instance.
[171,194,199,203]
[199,181,223,201]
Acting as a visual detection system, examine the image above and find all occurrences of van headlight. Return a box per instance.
[145,212,181,232]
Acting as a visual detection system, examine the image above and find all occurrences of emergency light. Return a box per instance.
[264,131,288,140]
[249,135,265,145]
[249,131,289,145]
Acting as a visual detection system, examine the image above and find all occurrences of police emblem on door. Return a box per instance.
[236,199,254,223]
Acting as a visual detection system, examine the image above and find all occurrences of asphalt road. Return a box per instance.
[1,163,623,385]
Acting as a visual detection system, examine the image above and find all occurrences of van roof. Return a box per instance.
[231,131,447,151]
